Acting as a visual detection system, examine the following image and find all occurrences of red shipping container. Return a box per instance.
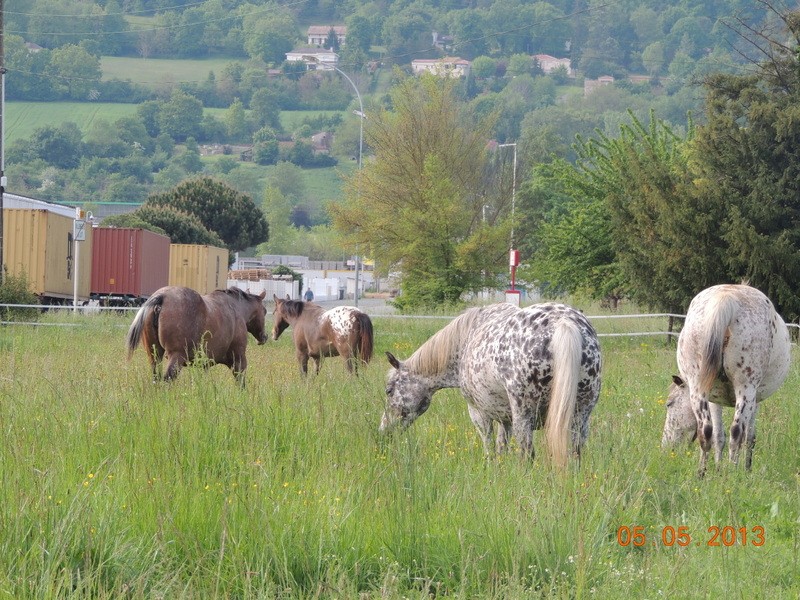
[91,228,171,301]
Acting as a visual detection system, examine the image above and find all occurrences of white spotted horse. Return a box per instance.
[272,295,374,375]
[380,302,602,468]
[662,284,791,475]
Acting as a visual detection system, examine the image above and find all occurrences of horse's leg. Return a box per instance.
[573,396,595,465]
[467,405,495,456]
[690,389,713,477]
[511,409,535,460]
[710,402,725,464]
[148,344,165,381]
[343,349,355,375]
[729,385,757,467]
[232,355,247,388]
[297,349,310,376]
[496,421,511,455]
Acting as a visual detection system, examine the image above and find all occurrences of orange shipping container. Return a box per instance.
[169,244,229,295]
[91,228,171,301]
[2,208,93,301]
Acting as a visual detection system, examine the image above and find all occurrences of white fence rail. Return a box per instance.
[1,304,798,343]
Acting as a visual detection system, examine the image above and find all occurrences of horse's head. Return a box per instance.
[247,290,269,345]
[379,352,434,434]
[661,375,698,448]
[272,294,296,341]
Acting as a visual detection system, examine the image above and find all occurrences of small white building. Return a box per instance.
[307,25,347,47]
[285,48,339,70]
[532,54,573,76]
[411,57,471,78]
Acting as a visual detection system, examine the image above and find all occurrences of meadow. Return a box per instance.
[0,306,798,598]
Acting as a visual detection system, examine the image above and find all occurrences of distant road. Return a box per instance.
[314,296,396,316]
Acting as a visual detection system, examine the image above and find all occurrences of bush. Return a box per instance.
[0,270,40,322]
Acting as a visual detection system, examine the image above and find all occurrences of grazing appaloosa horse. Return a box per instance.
[380,302,602,468]
[126,286,267,386]
[662,284,791,475]
[272,295,374,375]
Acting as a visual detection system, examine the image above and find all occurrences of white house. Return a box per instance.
[411,57,471,78]
[532,54,573,76]
[285,48,339,70]
[307,25,346,47]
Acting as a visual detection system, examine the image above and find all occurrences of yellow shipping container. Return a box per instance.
[169,244,229,295]
[2,208,93,301]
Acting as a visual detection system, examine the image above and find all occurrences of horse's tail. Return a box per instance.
[697,292,739,394]
[126,294,163,359]
[545,318,583,469]
[354,312,374,363]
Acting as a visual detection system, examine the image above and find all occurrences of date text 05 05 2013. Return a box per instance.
[616,525,765,548]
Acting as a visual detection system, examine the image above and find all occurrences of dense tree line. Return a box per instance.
[7,0,771,78]
[517,6,800,320]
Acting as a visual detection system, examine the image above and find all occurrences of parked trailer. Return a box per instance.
[90,228,171,306]
[2,208,93,304]
[169,244,229,295]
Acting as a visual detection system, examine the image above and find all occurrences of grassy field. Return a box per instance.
[0,305,797,598]
[4,102,140,146]
[100,56,246,86]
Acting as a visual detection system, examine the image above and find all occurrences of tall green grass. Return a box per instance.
[0,311,797,598]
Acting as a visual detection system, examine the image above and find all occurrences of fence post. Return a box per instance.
[667,315,675,346]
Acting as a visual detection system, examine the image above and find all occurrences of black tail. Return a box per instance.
[355,312,374,363]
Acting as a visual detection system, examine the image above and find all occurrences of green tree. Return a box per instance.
[45,44,102,100]
[224,98,249,142]
[471,56,496,79]
[157,90,203,142]
[249,88,283,131]
[132,204,224,246]
[345,14,373,52]
[28,123,84,169]
[242,4,298,64]
[258,186,299,254]
[99,214,168,236]
[524,112,726,312]
[692,34,800,318]
[506,54,532,77]
[145,177,269,252]
[331,74,507,309]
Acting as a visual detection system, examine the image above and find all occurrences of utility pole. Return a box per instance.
[0,0,6,282]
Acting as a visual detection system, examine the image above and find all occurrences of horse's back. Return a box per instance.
[461,303,600,409]
[679,284,790,399]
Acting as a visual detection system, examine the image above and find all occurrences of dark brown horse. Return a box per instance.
[272,295,374,375]
[126,286,268,385]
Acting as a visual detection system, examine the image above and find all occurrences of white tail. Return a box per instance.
[545,319,582,468]
[696,292,738,394]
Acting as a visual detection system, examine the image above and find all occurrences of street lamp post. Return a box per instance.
[498,143,519,303]
[302,56,364,305]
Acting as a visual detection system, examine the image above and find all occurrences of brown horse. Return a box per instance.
[126,286,268,385]
[272,295,374,375]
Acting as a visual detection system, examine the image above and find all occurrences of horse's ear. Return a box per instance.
[286,294,291,300]
[273,294,280,303]
[258,290,266,300]
[672,375,685,387]
[386,351,401,369]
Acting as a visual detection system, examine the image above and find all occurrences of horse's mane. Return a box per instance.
[221,287,259,301]
[405,307,483,377]
[278,298,326,319]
